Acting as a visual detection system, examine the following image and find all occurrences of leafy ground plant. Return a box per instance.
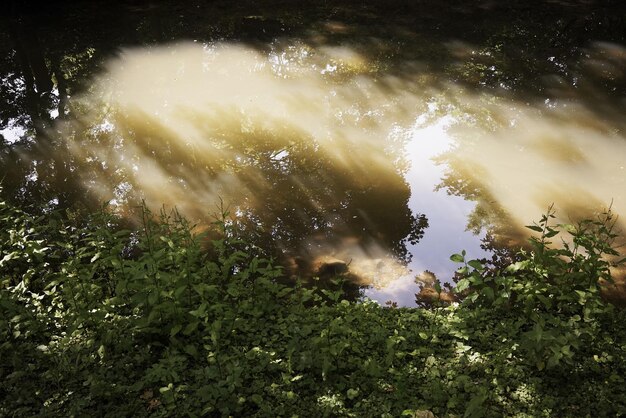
[449,206,626,415]
[1,199,625,417]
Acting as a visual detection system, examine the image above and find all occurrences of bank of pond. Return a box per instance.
[1,199,625,417]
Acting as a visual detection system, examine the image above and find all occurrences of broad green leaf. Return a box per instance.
[174,285,187,298]
[170,324,182,337]
[189,303,208,318]
[450,253,465,263]
[159,383,173,393]
[347,388,359,400]
[184,344,198,357]
[456,279,470,293]
[468,260,484,270]
[506,261,528,272]
[183,321,199,335]
[147,290,159,305]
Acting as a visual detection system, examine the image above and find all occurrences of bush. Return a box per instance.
[1,199,624,417]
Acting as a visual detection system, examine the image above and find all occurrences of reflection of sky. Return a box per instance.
[49,41,625,307]
[365,116,488,307]
[56,43,492,308]
[0,118,27,144]
[0,86,61,144]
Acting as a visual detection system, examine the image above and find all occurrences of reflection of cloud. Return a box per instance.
[365,275,419,307]
[403,116,489,285]
[57,40,626,305]
[582,42,625,83]
[441,102,626,237]
[0,118,27,144]
[60,41,435,297]
[66,42,428,216]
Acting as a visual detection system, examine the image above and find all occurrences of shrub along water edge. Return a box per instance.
[1,198,625,417]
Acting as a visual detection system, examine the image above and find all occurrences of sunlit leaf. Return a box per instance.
[456,279,470,293]
[450,253,465,263]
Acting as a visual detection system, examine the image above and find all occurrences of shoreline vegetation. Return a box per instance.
[1,198,625,417]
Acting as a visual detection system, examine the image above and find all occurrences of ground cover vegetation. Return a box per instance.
[1,197,625,417]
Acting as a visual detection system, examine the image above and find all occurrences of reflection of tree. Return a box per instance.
[434,112,626,261]
[1,0,625,303]
[69,103,428,294]
[432,146,521,246]
[9,20,52,135]
[0,12,87,211]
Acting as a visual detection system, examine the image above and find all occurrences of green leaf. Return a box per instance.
[174,285,187,298]
[464,394,487,418]
[347,388,359,400]
[450,253,465,263]
[456,279,470,293]
[184,344,198,357]
[277,287,293,298]
[544,229,559,238]
[561,345,572,356]
[148,290,159,305]
[559,223,577,234]
[227,287,240,298]
[547,354,560,369]
[160,383,173,393]
[468,260,484,270]
[536,295,552,308]
[434,281,442,293]
[189,303,208,318]
[0,252,18,265]
[170,324,182,337]
[506,261,528,272]
[526,225,544,233]
[97,345,105,359]
[183,321,199,335]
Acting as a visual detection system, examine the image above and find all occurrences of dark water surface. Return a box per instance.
[1,0,625,304]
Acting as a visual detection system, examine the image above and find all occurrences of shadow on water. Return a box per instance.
[1,0,625,304]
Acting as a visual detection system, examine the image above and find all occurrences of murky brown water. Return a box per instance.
[1,0,625,304]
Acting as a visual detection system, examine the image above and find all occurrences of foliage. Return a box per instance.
[1,199,625,417]
[449,206,626,416]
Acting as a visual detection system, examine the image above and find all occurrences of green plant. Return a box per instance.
[1,198,624,417]
[448,206,626,416]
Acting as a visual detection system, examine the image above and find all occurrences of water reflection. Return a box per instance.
[63,42,431,294]
[1,0,625,305]
[435,95,626,246]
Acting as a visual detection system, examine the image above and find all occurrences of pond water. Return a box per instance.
[1,0,625,305]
